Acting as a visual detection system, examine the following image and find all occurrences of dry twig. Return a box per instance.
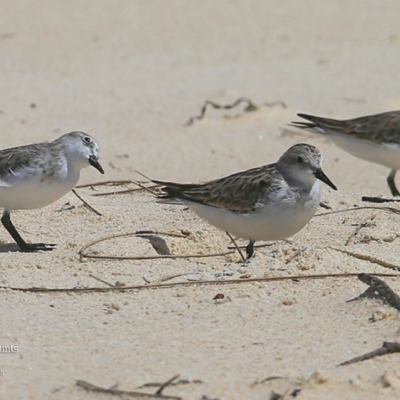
[285,247,307,264]
[76,378,181,399]
[71,189,102,216]
[76,180,134,189]
[337,342,400,367]
[79,230,234,262]
[92,184,159,197]
[330,247,400,271]
[2,273,398,294]
[362,196,400,203]
[345,214,376,246]
[142,271,202,284]
[252,376,284,386]
[225,231,246,263]
[134,169,154,182]
[155,375,180,396]
[138,379,203,389]
[88,274,115,287]
[130,180,159,196]
[76,178,159,197]
[185,98,286,126]
[316,205,400,218]
[319,201,332,210]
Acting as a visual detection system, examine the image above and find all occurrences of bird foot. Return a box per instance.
[19,243,57,252]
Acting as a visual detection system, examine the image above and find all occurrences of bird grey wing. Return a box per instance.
[0,144,48,183]
[293,111,400,144]
[154,164,282,212]
[348,111,400,143]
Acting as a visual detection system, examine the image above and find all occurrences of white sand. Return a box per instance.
[2,1,400,399]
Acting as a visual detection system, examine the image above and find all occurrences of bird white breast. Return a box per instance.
[0,169,80,211]
[185,181,322,241]
[329,134,400,170]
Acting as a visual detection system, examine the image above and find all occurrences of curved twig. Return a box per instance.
[185,97,286,126]
[79,230,234,262]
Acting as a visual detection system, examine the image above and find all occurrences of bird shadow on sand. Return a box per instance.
[0,243,24,253]
[139,234,171,255]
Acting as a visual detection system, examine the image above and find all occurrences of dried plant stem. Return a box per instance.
[76,377,181,399]
[92,184,159,197]
[316,205,400,218]
[71,189,102,216]
[225,231,246,263]
[76,180,134,189]
[330,247,400,271]
[79,231,234,262]
[338,342,400,367]
[345,214,376,246]
[2,272,398,294]
[185,97,286,126]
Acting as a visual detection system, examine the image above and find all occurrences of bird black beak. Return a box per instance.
[314,168,337,190]
[89,156,105,174]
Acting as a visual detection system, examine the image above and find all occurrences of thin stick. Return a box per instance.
[285,247,307,264]
[253,376,284,385]
[134,169,154,182]
[76,180,134,189]
[79,230,234,262]
[316,205,400,218]
[138,379,203,389]
[330,247,400,271]
[3,272,399,294]
[135,230,189,238]
[71,189,102,216]
[225,231,246,263]
[92,184,159,197]
[319,201,332,210]
[186,98,259,126]
[345,214,376,246]
[76,379,181,399]
[81,231,188,253]
[131,180,159,196]
[155,375,180,395]
[337,342,400,367]
[141,272,199,284]
[81,251,234,262]
[88,274,115,287]
[362,196,400,203]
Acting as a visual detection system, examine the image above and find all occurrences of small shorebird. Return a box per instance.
[0,131,104,252]
[291,111,400,196]
[153,143,336,260]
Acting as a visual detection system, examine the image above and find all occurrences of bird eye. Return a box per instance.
[297,156,304,163]
[84,136,92,143]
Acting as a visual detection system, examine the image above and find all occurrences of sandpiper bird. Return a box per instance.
[291,111,400,196]
[0,131,104,252]
[153,143,336,260]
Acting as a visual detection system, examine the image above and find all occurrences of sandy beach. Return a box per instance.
[2,1,400,399]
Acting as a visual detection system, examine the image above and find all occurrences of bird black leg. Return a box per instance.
[246,240,255,260]
[1,211,56,252]
[387,170,400,197]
